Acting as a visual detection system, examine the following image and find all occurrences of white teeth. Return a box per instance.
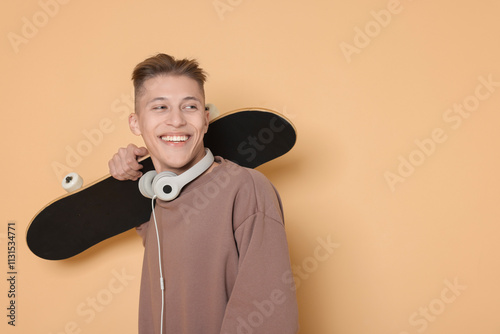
[161,135,189,142]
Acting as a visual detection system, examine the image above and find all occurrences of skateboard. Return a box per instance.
[26,108,297,260]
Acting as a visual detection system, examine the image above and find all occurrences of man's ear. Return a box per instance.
[129,113,142,136]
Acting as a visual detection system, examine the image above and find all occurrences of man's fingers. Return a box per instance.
[134,146,149,160]
[120,157,143,181]
[109,144,146,181]
[108,157,127,180]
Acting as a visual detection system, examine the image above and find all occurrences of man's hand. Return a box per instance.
[108,144,149,181]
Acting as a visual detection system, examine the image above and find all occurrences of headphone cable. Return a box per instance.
[151,195,165,334]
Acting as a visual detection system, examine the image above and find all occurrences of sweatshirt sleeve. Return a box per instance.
[219,171,299,334]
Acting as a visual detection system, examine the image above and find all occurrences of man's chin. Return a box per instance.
[153,157,194,174]
[151,146,205,173]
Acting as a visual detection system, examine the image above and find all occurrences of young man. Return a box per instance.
[109,54,298,333]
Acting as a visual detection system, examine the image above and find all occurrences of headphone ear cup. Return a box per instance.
[138,170,157,198]
[152,171,179,201]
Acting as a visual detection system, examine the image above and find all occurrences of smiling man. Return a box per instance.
[129,58,211,175]
[109,54,298,334]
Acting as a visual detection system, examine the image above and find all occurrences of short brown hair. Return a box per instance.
[132,53,207,106]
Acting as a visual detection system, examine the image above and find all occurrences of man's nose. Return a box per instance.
[165,108,186,127]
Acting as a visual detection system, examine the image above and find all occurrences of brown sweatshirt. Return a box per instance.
[136,157,299,334]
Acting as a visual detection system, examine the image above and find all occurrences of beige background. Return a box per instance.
[2,0,500,333]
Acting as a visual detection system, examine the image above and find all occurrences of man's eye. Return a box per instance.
[184,105,198,110]
[153,105,167,110]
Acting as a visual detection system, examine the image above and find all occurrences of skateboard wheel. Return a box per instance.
[206,103,219,120]
[62,172,83,192]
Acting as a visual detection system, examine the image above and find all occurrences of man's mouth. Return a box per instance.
[160,135,190,143]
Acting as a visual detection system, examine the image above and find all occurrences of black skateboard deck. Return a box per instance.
[27,108,296,260]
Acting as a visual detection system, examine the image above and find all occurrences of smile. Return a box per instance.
[160,135,190,143]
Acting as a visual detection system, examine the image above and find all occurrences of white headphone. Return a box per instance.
[138,148,214,201]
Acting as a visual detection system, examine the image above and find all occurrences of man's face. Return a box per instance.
[129,74,209,174]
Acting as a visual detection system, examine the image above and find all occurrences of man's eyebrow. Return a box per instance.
[182,96,201,102]
[147,97,168,105]
[146,96,201,105]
